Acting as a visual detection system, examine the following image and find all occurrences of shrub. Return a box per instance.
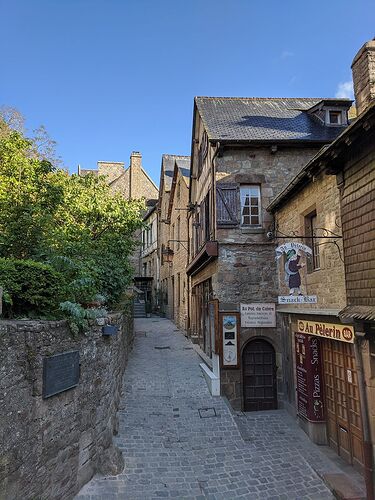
[0,258,64,317]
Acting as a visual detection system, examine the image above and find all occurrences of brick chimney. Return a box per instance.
[129,151,142,199]
[351,39,375,115]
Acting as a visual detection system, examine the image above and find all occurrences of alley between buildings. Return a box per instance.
[75,317,367,500]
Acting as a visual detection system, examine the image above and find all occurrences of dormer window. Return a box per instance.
[307,100,351,126]
[328,110,342,125]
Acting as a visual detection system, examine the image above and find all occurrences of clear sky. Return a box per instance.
[1,0,374,184]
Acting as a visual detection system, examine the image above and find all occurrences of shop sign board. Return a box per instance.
[297,319,354,344]
[276,242,317,303]
[295,333,325,422]
[219,312,240,368]
[240,303,276,327]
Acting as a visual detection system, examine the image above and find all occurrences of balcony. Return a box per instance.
[186,241,218,277]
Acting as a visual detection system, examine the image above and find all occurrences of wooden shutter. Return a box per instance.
[216,183,239,227]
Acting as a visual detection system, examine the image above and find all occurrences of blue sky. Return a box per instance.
[1,0,374,184]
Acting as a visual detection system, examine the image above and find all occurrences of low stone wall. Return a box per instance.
[0,310,134,500]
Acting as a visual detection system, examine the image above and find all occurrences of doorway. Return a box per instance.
[243,339,277,411]
[322,339,364,470]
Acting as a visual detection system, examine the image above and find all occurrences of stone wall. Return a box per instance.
[341,140,375,307]
[213,146,323,409]
[170,171,189,331]
[274,170,346,311]
[0,311,134,500]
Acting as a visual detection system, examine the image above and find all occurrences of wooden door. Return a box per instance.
[322,340,364,470]
[243,339,277,411]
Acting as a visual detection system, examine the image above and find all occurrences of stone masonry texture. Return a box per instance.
[213,147,322,409]
[0,311,134,500]
[75,317,348,500]
[274,170,347,311]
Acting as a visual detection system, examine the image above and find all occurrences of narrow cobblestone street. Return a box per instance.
[76,317,340,499]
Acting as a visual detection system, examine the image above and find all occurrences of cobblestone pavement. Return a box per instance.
[76,317,335,500]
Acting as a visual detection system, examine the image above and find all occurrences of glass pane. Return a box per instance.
[250,197,259,206]
[251,216,259,225]
[243,215,250,225]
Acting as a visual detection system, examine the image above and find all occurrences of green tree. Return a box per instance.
[0,111,144,321]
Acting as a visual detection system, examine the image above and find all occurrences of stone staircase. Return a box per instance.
[133,301,146,318]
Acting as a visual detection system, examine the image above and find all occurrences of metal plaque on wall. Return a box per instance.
[43,350,80,398]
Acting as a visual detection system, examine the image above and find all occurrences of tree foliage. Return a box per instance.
[0,111,144,324]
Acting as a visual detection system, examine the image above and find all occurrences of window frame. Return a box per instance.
[239,184,262,227]
[305,210,320,272]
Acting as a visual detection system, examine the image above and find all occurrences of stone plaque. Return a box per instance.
[43,350,80,398]
[240,303,276,327]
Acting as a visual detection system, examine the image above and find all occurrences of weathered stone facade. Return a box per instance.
[158,155,190,322]
[213,147,325,409]
[187,96,351,410]
[268,165,349,446]
[79,152,158,202]
[0,311,134,500]
[140,205,159,310]
[273,171,346,311]
[351,39,375,116]
[168,162,190,330]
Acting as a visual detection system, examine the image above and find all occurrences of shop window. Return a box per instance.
[240,185,261,226]
[305,210,320,272]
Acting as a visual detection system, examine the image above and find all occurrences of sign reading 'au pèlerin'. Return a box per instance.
[297,320,354,343]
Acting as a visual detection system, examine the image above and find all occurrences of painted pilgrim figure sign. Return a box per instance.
[276,242,317,304]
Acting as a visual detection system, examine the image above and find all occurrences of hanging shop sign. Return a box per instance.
[297,319,354,343]
[276,242,317,304]
[295,333,325,422]
[240,303,276,328]
[219,312,240,368]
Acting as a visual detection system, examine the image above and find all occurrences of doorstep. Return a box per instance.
[322,473,366,500]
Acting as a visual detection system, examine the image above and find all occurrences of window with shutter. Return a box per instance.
[240,185,261,226]
[216,183,239,227]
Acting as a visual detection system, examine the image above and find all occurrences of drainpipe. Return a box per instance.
[353,334,374,500]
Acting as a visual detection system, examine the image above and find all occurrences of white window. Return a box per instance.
[240,185,261,226]
[327,110,343,125]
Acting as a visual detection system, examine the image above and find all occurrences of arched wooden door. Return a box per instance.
[243,339,277,411]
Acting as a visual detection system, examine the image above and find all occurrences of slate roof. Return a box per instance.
[195,97,352,143]
[175,157,191,187]
[161,154,190,191]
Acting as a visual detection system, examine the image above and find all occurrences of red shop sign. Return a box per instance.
[295,333,325,422]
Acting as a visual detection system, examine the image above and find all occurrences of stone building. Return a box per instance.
[268,155,356,463]
[78,151,158,202]
[266,39,375,497]
[78,151,159,277]
[187,96,352,410]
[166,158,190,330]
[158,154,190,323]
[139,203,159,313]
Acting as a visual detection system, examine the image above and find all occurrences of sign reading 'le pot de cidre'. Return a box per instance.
[240,303,276,328]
